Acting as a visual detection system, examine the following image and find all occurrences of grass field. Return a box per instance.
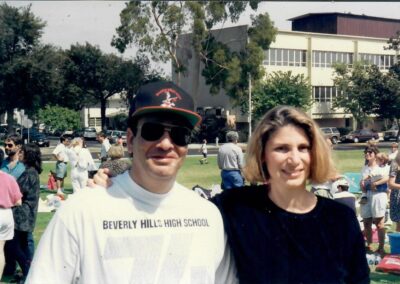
[2,150,400,282]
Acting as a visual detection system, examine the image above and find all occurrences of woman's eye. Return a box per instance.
[275,146,288,152]
[299,145,310,152]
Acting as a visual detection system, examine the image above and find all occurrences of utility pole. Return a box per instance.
[248,73,252,140]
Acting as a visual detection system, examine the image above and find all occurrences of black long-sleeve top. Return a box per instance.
[212,185,370,284]
[13,167,40,232]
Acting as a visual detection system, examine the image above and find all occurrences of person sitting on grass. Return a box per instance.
[333,177,356,213]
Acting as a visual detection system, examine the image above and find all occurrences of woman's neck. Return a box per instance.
[268,184,317,214]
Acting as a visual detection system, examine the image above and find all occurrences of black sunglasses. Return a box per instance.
[364,151,373,154]
[5,143,14,148]
[139,122,192,146]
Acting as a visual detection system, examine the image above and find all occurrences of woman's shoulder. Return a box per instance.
[318,196,357,220]
[211,185,266,209]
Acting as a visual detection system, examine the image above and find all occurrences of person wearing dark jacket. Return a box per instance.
[11,143,42,281]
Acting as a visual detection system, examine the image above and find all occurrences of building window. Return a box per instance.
[89,117,101,128]
[313,86,339,103]
[264,48,307,67]
[312,51,353,68]
[359,53,395,70]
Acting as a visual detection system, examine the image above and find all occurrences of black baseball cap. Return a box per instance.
[129,81,202,128]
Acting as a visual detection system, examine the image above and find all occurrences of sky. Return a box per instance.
[6,1,400,75]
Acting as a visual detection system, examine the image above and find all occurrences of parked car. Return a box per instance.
[21,128,40,141]
[340,129,379,143]
[29,133,50,147]
[82,127,97,140]
[106,130,127,145]
[62,130,74,138]
[73,127,97,140]
[320,127,341,144]
[384,126,399,141]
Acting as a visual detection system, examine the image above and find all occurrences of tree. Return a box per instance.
[0,3,46,132]
[202,13,276,108]
[38,105,81,132]
[333,61,400,130]
[111,1,274,108]
[62,43,155,130]
[252,71,311,121]
[332,62,379,129]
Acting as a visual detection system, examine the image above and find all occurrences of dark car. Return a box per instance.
[29,133,50,147]
[21,128,40,141]
[340,129,379,143]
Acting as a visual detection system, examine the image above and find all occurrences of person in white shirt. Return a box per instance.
[65,138,97,193]
[199,139,208,164]
[52,135,70,195]
[27,81,236,283]
[360,145,389,256]
[97,132,111,162]
[388,142,398,164]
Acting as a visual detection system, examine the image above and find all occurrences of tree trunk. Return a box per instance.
[101,99,107,131]
[191,50,201,109]
[6,108,14,134]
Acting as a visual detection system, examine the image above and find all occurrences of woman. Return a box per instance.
[389,151,400,232]
[359,145,388,256]
[0,171,22,279]
[66,137,96,193]
[11,143,42,280]
[212,106,369,283]
[99,144,130,177]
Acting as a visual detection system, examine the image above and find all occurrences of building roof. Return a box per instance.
[288,12,400,23]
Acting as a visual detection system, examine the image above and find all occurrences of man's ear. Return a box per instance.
[127,128,134,154]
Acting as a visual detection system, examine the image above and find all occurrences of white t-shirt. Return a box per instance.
[27,172,236,284]
[101,138,111,159]
[65,147,96,171]
[201,143,208,154]
[52,143,69,162]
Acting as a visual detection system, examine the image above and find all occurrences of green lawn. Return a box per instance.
[3,150,400,282]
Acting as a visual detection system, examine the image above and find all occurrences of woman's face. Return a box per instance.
[263,124,311,191]
[18,149,24,162]
[364,150,376,164]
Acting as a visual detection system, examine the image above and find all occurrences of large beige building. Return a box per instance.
[174,13,399,135]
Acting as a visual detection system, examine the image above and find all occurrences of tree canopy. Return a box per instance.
[252,71,311,121]
[0,3,48,132]
[333,62,400,129]
[61,42,157,130]
[38,105,81,132]
[111,1,276,108]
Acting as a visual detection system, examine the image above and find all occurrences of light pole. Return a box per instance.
[248,73,252,140]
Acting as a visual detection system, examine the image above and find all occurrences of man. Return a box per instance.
[97,132,111,162]
[217,131,244,190]
[52,135,70,195]
[1,134,26,179]
[1,134,26,278]
[27,81,236,283]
